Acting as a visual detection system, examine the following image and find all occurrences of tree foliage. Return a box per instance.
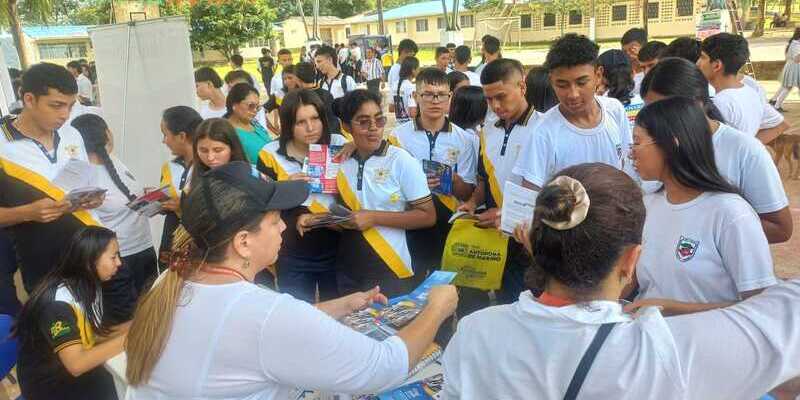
[185,0,274,59]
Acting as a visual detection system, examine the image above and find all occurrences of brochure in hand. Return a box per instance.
[304,144,343,194]
[52,158,107,211]
[64,187,107,211]
[302,203,354,230]
[127,185,171,217]
[352,373,444,400]
[422,160,452,196]
[499,181,538,235]
[343,271,456,340]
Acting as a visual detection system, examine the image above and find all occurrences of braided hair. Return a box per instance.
[71,114,136,202]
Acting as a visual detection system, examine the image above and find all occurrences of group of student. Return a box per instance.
[2,27,800,400]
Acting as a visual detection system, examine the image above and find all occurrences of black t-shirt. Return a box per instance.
[17,301,118,400]
[259,56,274,79]
[313,88,342,135]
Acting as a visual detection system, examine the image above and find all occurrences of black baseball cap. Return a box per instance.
[181,161,309,249]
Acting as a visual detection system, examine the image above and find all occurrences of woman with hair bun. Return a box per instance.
[443,162,800,400]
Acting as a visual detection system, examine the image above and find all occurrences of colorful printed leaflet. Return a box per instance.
[304,144,343,194]
[422,159,452,196]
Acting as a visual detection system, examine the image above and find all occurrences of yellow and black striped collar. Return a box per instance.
[412,116,452,134]
[1,115,25,141]
[493,103,536,128]
[352,139,389,162]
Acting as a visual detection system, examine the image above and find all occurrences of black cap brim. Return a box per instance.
[263,180,310,211]
[204,162,310,212]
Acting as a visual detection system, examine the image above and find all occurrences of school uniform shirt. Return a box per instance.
[321,71,357,100]
[637,191,776,304]
[235,121,273,165]
[479,105,541,209]
[742,74,768,102]
[18,284,117,400]
[632,71,644,98]
[66,103,103,125]
[257,135,347,258]
[336,141,432,281]
[713,123,788,214]
[443,281,800,400]
[0,116,101,291]
[198,102,227,120]
[513,96,633,188]
[90,156,153,257]
[76,73,94,103]
[270,71,284,101]
[461,70,482,86]
[128,281,409,399]
[712,85,784,137]
[389,79,416,125]
[387,63,401,93]
[473,63,486,79]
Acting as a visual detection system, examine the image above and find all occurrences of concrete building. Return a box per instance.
[18,26,93,67]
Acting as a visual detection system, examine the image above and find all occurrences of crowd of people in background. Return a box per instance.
[2,27,800,400]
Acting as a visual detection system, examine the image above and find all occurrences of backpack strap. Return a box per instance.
[563,323,617,400]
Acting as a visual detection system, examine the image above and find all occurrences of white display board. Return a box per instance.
[89,16,197,245]
[0,41,16,116]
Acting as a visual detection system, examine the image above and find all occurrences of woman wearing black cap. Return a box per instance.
[443,163,800,399]
[124,161,457,398]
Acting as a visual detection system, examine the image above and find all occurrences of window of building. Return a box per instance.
[437,17,446,29]
[417,19,429,32]
[676,0,693,16]
[647,2,660,19]
[612,5,628,21]
[569,10,582,25]
[460,15,474,28]
[544,12,556,27]
[395,21,406,33]
[346,27,351,37]
[38,42,87,60]
[521,14,532,29]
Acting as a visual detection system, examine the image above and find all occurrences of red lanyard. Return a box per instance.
[538,292,575,307]
[202,266,251,282]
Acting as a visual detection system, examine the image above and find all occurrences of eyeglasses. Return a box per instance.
[242,102,259,111]
[353,116,387,130]
[419,93,451,103]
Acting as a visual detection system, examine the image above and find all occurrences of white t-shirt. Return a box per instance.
[473,63,486,79]
[388,64,401,93]
[443,282,800,400]
[741,74,768,103]
[513,96,634,187]
[128,281,409,399]
[637,191,776,303]
[623,94,645,128]
[389,79,416,124]
[338,47,351,65]
[459,69,481,86]
[321,72,357,100]
[712,123,788,214]
[90,156,153,257]
[67,103,103,125]
[351,46,362,62]
[632,71,644,98]
[198,102,227,120]
[270,71,284,101]
[712,85,784,136]
[76,74,93,103]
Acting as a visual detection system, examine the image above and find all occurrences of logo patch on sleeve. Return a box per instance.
[50,321,71,340]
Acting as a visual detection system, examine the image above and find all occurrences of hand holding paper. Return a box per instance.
[500,181,538,235]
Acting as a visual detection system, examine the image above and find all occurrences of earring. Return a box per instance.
[242,259,250,270]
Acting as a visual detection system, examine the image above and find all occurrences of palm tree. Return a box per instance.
[2,0,53,69]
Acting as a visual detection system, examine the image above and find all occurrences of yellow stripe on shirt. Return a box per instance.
[336,171,413,279]
[258,150,290,181]
[479,130,504,207]
[0,158,100,227]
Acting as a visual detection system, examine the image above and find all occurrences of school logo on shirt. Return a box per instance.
[65,144,80,158]
[446,148,460,164]
[50,320,71,340]
[373,167,390,184]
[676,236,700,262]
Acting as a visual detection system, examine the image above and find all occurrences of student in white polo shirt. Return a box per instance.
[628,97,776,313]
[514,34,633,191]
[315,45,357,100]
[697,33,789,144]
[334,89,436,298]
[443,162,800,400]
[387,39,419,95]
[67,61,93,105]
[453,45,481,86]
[256,89,348,303]
[640,57,792,244]
[389,56,419,126]
[388,67,478,275]
[0,63,103,293]
[271,49,294,103]
[194,67,227,119]
[459,59,541,305]
[157,106,203,267]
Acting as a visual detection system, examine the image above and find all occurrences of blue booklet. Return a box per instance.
[422,160,453,196]
[376,373,443,400]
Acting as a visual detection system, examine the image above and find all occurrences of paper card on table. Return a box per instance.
[499,181,538,235]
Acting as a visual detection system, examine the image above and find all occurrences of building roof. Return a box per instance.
[22,25,90,40]
[350,1,467,23]
[278,15,347,26]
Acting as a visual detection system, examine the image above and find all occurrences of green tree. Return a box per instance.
[188,0,274,60]
[0,0,54,68]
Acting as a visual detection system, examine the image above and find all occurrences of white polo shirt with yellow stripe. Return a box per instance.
[478,105,541,209]
[335,141,431,282]
[257,134,348,213]
[388,117,478,213]
[0,115,100,291]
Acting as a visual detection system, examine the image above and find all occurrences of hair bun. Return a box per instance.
[537,176,590,230]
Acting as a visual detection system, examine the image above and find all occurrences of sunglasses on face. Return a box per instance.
[353,116,387,130]
[241,102,259,111]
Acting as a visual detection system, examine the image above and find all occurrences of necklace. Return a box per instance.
[202,266,251,282]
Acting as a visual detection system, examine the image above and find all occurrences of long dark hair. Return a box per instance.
[640,57,726,123]
[224,83,259,119]
[278,89,331,151]
[635,96,739,195]
[525,66,558,113]
[399,56,419,81]
[450,86,487,131]
[71,114,136,202]
[787,27,800,53]
[14,227,117,346]
[530,164,644,298]
[190,118,248,185]
[162,106,203,140]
